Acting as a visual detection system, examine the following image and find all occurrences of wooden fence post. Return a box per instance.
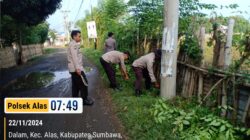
[198,27,205,102]
[224,19,235,69]
[242,96,250,123]
[222,18,235,117]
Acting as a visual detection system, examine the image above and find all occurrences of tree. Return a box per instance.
[48,30,57,44]
[76,0,126,50]
[1,0,62,26]
[0,0,61,64]
[0,15,21,46]
[0,0,62,46]
[22,22,49,45]
[77,0,217,55]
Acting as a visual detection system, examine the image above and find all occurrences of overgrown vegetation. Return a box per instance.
[77,0,250,68]
[151,99,250,140]
[83,47,250,140]
[77,0,217,54]
[78,0,250,139]
[179,33,202,64]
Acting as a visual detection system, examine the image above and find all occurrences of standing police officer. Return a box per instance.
[67,30,94,105]
[104,32,117,53]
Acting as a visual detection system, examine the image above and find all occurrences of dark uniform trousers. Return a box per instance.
[132,66,151,91]
[70,71,88,100]
[100,57,117,88]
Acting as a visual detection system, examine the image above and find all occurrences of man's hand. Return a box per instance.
[123,72,129,80]
[154,82,160,89]
[124,76,129,80]
[120,67,129,80]
[76,69,81,76]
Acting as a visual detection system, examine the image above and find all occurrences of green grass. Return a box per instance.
[44,48,58,54]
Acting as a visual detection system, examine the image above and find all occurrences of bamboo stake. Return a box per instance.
[242,96,250,123]
[232,75,237,124]
[198,74,203,103]
[191,71,194,97]
[182,69,189,97]
[188,71,193,97]
[221,80,227,117]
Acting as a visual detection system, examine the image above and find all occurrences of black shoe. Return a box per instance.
[83,97,94,106]
[135,90,142,97]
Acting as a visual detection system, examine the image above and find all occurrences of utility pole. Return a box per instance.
[160,0,179,99]
[61,10,70,44]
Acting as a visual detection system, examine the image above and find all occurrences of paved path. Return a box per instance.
[0,48,125,140]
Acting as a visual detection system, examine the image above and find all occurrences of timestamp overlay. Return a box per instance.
[1,97,123,140]
[5,98,83,114]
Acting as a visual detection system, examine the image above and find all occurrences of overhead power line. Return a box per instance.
[74,0,84,23]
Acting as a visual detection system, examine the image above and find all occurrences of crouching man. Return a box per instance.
[132,49,161,96]
[100,51,130,90]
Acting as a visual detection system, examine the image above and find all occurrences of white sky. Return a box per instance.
[46,0,98,33]
[46,0,250,33]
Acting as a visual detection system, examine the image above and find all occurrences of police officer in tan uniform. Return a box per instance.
[67,30,94,105]
[132,49,161,96]
[104,32,117,53]
[100,50,130,90]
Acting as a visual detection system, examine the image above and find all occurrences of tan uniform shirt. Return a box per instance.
[104,37,116,53]
[67,40,84,72]
[102,51,126,72]
[132,52,156,82]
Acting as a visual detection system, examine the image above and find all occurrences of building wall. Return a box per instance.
[0,47,17,68]
[21,44,43,63]
[0,44,43,68]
